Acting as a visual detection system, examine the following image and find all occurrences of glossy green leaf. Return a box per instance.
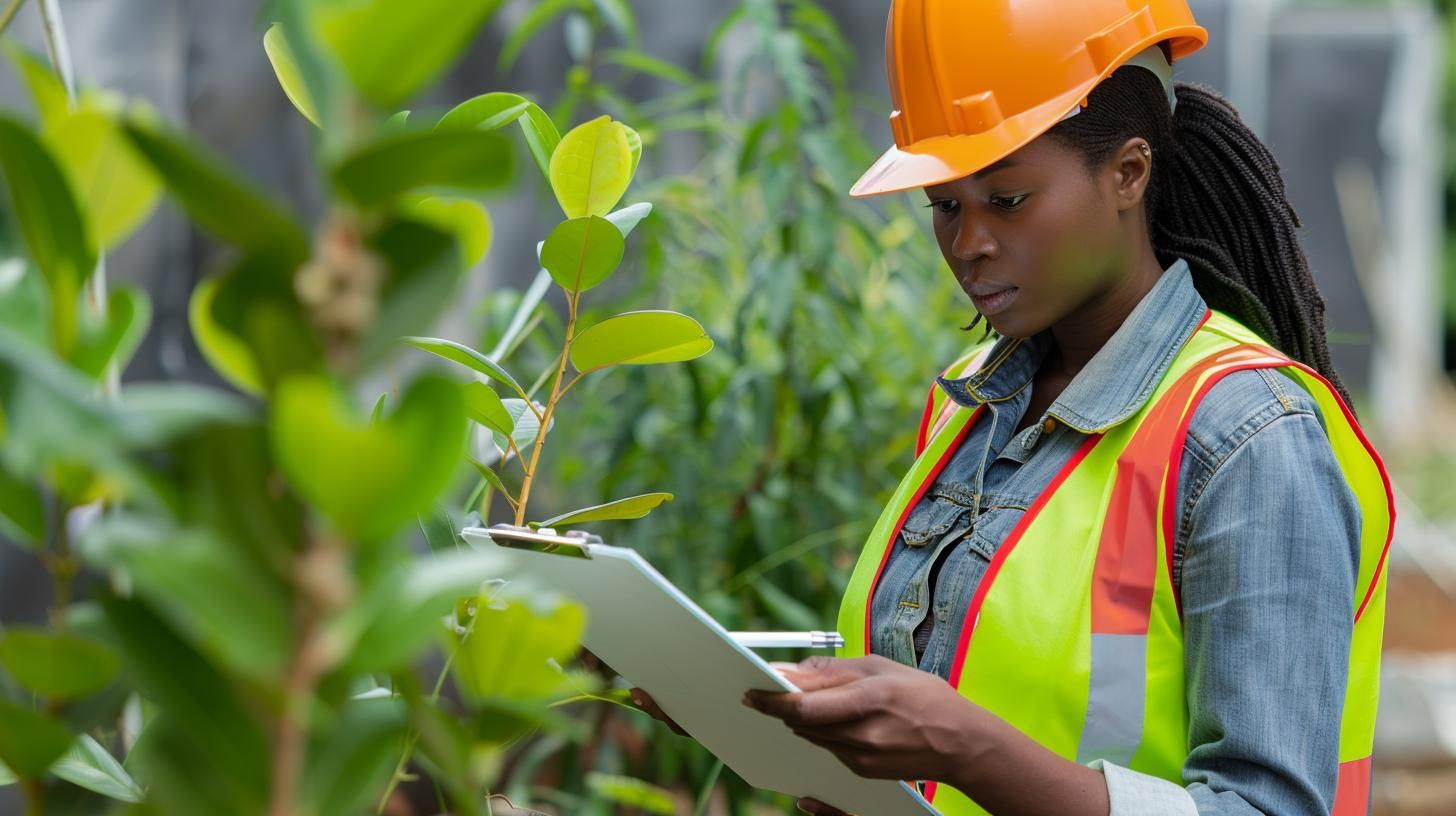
[46,107,162,249]
[79,516,292,680]
[498,0,580,70]
[70,286,150,380]
[436,92,560,180]
[370,392,388,424]
[586,772,676,815]
[0,116,95,356]
[262,24,320,126]
[0,701,71,778]
[540,215,624,293]
[317,0,506,107]
[331,129,512,207]
[621,121,643,177]
[403,336,526,400]
[537,492,673,527]
[271,374,466,541]
[330,548,509,674]
[452,596,585,701]
[0,465,43,546]
[0,628,118,699]
[549,115,633,219]
[570,310,713,373]
[50,734,144,802]
[1,43,67,124]
[401,196,493,266]
[188,274,265,395]
[462,381,513,436]
[0,259,50,347]
[122,118,308,263]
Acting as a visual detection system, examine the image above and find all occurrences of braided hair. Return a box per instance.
[962,54,1355,411]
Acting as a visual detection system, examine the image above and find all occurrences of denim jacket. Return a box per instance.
[869,258,1363,815]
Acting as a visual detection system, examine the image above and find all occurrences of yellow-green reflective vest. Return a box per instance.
[836,309,1393,816]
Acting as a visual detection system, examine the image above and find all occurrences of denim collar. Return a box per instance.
[935,257,1209,434]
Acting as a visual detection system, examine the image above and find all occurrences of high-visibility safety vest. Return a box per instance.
[836,309,1394,815]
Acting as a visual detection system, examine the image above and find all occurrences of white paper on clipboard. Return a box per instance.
[461,525,940,816]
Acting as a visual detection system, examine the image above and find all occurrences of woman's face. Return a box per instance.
[923,133,1140,339]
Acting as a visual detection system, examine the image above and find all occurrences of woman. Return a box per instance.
[635,2,1393,814]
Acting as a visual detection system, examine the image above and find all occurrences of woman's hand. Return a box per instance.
[742,654,989,790]
[627,687,690,737]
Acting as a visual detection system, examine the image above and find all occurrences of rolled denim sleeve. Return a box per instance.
[1172,374,1361,815]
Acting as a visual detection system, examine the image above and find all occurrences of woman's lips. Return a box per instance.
[970,286,1019,316]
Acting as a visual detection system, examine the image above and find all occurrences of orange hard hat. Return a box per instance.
[850,0,1208,198]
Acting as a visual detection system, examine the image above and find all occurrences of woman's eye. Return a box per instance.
[925,199,958,215]
[992,194,1029,211]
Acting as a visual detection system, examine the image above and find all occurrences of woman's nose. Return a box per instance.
[951,210,998,263]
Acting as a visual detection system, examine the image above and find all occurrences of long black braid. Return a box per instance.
[962,55,1355,411]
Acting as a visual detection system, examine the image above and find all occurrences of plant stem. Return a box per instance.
[513,291,580,525]
[267,534,346,816]
[0,0,25,35]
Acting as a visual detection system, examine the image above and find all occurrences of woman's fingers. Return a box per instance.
[627,687,690,736]
[796,798,855,815]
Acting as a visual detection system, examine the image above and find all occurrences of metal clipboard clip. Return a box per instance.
[483,523,603,559]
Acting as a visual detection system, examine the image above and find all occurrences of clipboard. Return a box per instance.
[461,524,940,816]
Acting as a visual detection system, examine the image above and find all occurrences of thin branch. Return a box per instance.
[513,291,579,525]
[0,0,25,36]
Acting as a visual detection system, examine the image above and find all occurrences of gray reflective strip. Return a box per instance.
[1076,633,1148,766]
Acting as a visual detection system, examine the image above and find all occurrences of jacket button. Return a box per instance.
[1042,417,1056,434]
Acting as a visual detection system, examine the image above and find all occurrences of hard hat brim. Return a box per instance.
[850,26,1208,198]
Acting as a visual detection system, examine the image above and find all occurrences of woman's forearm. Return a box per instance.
[948,705,1111,816]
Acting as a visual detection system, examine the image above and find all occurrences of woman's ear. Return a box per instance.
[1110,138,1154,213]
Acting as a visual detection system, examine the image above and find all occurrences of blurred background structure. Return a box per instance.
[0,0,1452,813]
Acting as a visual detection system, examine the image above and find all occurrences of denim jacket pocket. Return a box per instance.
[900,482,977,547]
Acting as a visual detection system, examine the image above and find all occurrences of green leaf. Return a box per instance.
[621,122,643,178]
[330,548,509,674]
[78,516,292,680]
[356,218,467,372]
[498,0,580,71]
[272,374,466,540]
[0,701,71,778]
[188,273,265,395]
[452,596,585,702]
[569,310,713,373]
[403,337,526,400]
[263,24,320,126]
[540,215,624,293]
[316,0,506,107]
[471,460,512,499]
[436,92,560,181]
[0,43,67,124]
[332,130,512,208]
[46,107,162,249]
[0,628,118,699]
[299,698,407,816]
[122,118,308,263]
[370,392,388,424]
[604,201,652,237]
[50,735,144,802]
[0,465,44,546]
[592,0,638,45]
[0,116,96,356]
[585,772,676,815]
[462,381,513,436]
[549,115,633,219]
[401,196,492,266]
[603,48,693,86]
[537,492,672,527]
[496,398,548,459]
[70,286,150,379]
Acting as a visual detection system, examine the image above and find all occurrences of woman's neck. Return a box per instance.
[1044,249,1166,378]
